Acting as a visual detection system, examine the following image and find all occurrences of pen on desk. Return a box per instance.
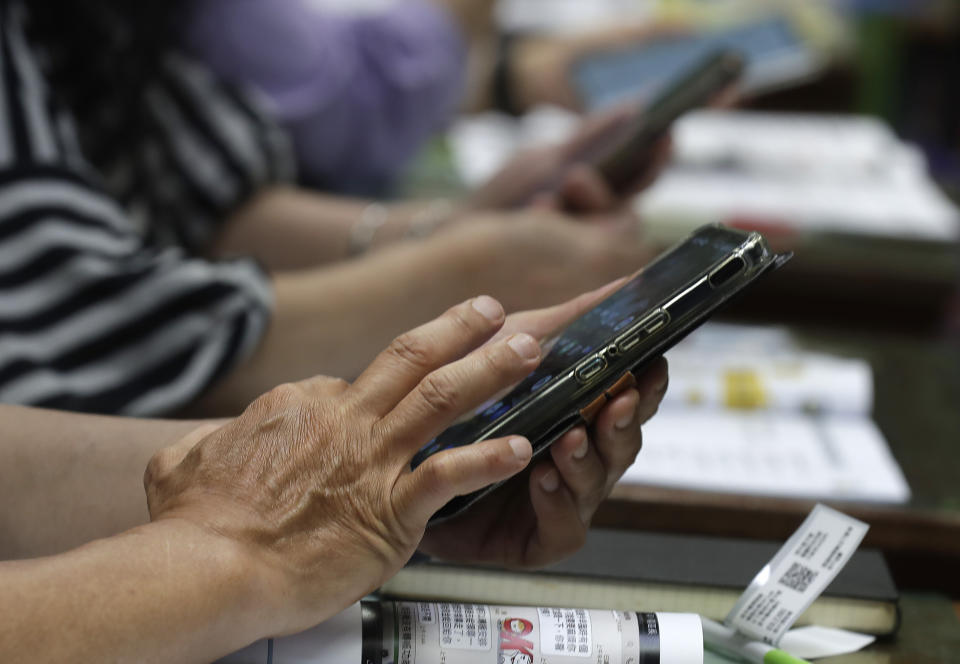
[701,617,811,664]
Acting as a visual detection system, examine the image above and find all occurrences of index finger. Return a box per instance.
[493,277,628,345]
[350,296,507,415]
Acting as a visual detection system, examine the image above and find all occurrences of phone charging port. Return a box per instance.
[708,256,746,288]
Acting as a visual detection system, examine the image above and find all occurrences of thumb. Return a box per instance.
[394,436,533,527]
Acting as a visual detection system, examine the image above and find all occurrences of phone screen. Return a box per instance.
[574,16,815,111]
[412,227,747,466]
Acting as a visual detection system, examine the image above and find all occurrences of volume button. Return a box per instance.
[574,355,607,384]
[644,312,668,333]
[617,332,642,353]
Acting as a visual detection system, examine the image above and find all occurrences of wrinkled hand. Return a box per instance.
[468,106,671,214]
[145,296,546,636]
[420,283,669,568]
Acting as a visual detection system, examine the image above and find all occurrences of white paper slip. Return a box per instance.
[620,410,911,504]
[724,505,870,645]
[777,626,875,659]
[217,603,362,664]
[703,625,875,664]
[702,618,875,663]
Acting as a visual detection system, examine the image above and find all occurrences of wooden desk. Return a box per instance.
[596,329,960,595]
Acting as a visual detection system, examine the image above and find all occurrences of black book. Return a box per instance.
[381,529,899,636]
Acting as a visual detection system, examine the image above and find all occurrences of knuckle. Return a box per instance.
[417,457,451,495]
[448,302,479,334]
[387,332,434,371]
[477,441,509,473]
[325,377,351,394]
[416,372,460,416]
[478,343,511,377]
[257,382,303,410]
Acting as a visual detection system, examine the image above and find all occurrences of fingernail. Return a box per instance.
[540,469,560,493]
[572,434,589,460]
[615,410,636,430]
[471,295,503,322]
[508,334,540,361]
[509,437,531,462]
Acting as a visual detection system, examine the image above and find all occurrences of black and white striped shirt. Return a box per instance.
[0,2,295,415]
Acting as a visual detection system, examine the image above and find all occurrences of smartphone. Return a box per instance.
[573,14,823,112]
[590,49,744,195]
[415,225,791,524]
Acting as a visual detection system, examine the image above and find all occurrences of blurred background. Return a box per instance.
[386,0,960,332]
[325,0,960,625]
[297,0,960,580]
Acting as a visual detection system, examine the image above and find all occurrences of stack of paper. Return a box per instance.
[619,323,911,503]
[450,108,958,243]
[637,111,960,242]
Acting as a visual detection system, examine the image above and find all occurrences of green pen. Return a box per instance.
[702,617,812,664]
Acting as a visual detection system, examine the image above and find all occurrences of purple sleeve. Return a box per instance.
[183,0,468,195]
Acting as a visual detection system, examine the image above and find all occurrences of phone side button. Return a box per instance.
[644,312,668,334]
[605,371,638,399]
[575,355,608,383]
[617,332,642,353]
[579,394,608,425]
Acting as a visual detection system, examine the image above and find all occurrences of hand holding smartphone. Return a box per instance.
[415,224,791,523]
[588,49,744,196]
[545,49,742,212]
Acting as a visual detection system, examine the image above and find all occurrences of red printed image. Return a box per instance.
[498,617,535,664]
